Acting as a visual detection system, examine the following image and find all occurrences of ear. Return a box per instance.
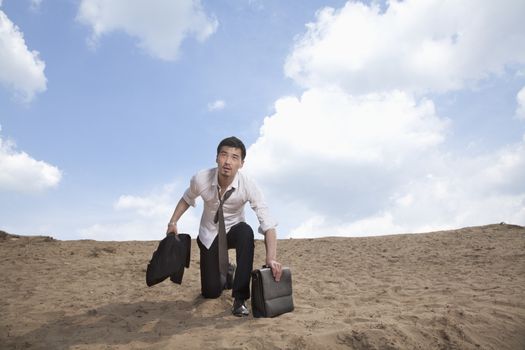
[240,159,244,168]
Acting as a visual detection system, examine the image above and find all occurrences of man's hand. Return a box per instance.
[166,222,178,235]
[266,259,282,282]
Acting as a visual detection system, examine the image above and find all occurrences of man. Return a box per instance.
[166,136,282,317]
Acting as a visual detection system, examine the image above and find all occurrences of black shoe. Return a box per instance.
[232,299,249,317]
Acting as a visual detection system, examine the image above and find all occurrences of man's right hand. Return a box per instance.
[166,222,178,235]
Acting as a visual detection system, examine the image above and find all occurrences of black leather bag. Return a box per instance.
[251,266,294,318]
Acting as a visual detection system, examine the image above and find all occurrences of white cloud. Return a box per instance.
[246,88,448,178]
[290,213,406,238]
[244,88,454,237]
[285,0,525,94]
[78,182,201,241]
[245,88,525,237]
[516,86,525,120]
[0,131,61,193]
[0,9,47,102]
[208,99,225,111]
[76,0,218,61]
[240,0,525,238]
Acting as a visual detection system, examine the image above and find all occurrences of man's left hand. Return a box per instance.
[266,259,282,282]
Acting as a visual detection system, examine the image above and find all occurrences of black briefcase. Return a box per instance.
[251,266,294,318]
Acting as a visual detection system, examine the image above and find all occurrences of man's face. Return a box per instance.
[216,146,244,179]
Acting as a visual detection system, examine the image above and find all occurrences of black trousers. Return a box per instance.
[197,222,254,300]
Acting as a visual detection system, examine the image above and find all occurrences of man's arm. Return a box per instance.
[264,228,282,282]
[166,197,190,234]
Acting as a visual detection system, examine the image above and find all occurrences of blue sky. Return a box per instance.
[1,0,524,241]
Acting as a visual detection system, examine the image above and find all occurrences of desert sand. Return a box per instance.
[1,223,524,349]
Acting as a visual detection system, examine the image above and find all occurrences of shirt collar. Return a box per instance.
[212,167,239,191]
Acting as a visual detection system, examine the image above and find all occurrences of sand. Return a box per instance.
[1,223,524,349]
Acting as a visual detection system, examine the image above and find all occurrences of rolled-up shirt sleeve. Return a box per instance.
[248,180,277,235]
[182,174,200,207]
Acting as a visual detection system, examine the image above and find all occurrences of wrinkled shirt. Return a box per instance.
[183,168,277,249]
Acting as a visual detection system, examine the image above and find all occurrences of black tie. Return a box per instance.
[214,186,235,287]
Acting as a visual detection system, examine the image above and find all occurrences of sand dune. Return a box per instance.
[1,224,524,349]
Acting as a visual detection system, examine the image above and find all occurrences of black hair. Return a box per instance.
[217,136,246,161]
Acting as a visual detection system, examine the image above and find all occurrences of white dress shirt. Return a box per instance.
[183,167,277,249]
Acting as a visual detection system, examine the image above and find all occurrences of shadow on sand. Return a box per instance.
[5,296,248,349]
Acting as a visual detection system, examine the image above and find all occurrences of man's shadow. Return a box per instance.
[5,296,248,349]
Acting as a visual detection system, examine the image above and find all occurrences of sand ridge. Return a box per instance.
[1,224,524,349]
